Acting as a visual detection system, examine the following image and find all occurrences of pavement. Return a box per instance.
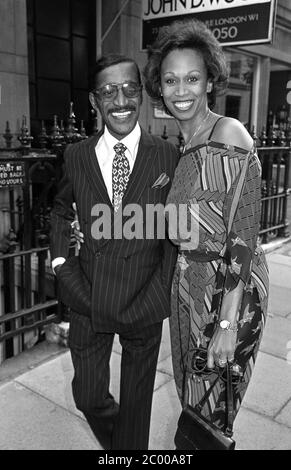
[0,238,291,450]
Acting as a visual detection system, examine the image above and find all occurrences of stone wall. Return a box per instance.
[0,0,30,146]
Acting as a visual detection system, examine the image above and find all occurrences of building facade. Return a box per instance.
[0,0,290,145]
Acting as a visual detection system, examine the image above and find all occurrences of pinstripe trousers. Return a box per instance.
[69,310,163,450]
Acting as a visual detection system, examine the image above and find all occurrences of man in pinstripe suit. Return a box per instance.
[50,54,179,450]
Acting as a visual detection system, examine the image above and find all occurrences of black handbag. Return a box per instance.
[174,363,236,450]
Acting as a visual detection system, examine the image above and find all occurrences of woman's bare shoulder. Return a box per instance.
[211,116,253,151]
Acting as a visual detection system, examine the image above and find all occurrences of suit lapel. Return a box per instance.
[122,129,157,206]
[81,128,157,208]
[82,132,113,207]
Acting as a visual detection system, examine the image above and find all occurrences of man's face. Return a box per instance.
[90,62,142,140]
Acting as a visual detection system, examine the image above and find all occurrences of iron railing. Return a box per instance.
[257,146,290,243]
[0,247,60,361]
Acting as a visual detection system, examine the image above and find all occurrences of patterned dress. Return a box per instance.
[166,139,269,429]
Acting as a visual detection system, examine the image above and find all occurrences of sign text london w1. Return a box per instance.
[141,0,277,49]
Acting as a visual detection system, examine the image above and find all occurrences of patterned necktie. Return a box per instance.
[112,142,130,212]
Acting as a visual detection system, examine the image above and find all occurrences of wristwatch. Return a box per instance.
[218,319,238,332]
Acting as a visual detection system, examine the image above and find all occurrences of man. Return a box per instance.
[50,54,179,450]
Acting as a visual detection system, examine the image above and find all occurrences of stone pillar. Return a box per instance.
[256,57,271,135]
[0,0,30,147]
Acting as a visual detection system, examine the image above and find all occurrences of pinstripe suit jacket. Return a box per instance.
[50,128,179,332]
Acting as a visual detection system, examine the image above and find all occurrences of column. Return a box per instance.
[0,0,30,146]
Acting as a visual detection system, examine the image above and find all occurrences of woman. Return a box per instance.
[143,18,269,436]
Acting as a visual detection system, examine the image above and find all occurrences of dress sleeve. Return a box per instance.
[222,152,262,292]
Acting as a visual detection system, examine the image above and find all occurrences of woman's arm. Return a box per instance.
[207,126,261,368]
[211,117,253,151]
[207,279,244,368]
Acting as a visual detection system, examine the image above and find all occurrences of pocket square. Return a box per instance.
[151,172,170,189]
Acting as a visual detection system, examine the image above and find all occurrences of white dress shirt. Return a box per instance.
[52,123,141,272]
[97,123,141,201]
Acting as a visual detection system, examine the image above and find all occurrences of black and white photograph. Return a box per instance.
[0,0,290,455]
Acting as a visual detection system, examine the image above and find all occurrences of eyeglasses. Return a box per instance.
[93,82,143,101]
[190,347,244,385]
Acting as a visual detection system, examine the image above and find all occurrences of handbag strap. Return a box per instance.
[221,153,251,435]
[195,374,220,412]
[225,362,234,437]
[227,152,250,233]
[194,364,234,436]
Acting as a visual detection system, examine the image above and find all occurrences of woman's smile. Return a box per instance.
[173,100,194,112]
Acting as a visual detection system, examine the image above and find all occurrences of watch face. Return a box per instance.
[220,320,230,330]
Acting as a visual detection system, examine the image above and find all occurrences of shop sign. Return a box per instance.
[141,0,277,49]
[0,161,26,189]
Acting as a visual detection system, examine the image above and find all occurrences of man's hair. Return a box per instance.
[90,54,142,90]
[143,18,229,112]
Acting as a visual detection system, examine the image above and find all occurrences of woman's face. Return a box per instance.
[160,48,212,122]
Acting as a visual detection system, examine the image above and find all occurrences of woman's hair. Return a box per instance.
[143,18,229,112]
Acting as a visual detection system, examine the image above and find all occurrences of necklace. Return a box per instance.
[183,109,210,152]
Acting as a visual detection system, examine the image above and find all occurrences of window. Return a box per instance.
[215,50,256,127]
[225,95,241,120]
[27,0,96,141]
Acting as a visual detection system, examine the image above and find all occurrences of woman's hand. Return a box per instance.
[207,326,237,369]
[71,202,84,250]
[207,279,244,368]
